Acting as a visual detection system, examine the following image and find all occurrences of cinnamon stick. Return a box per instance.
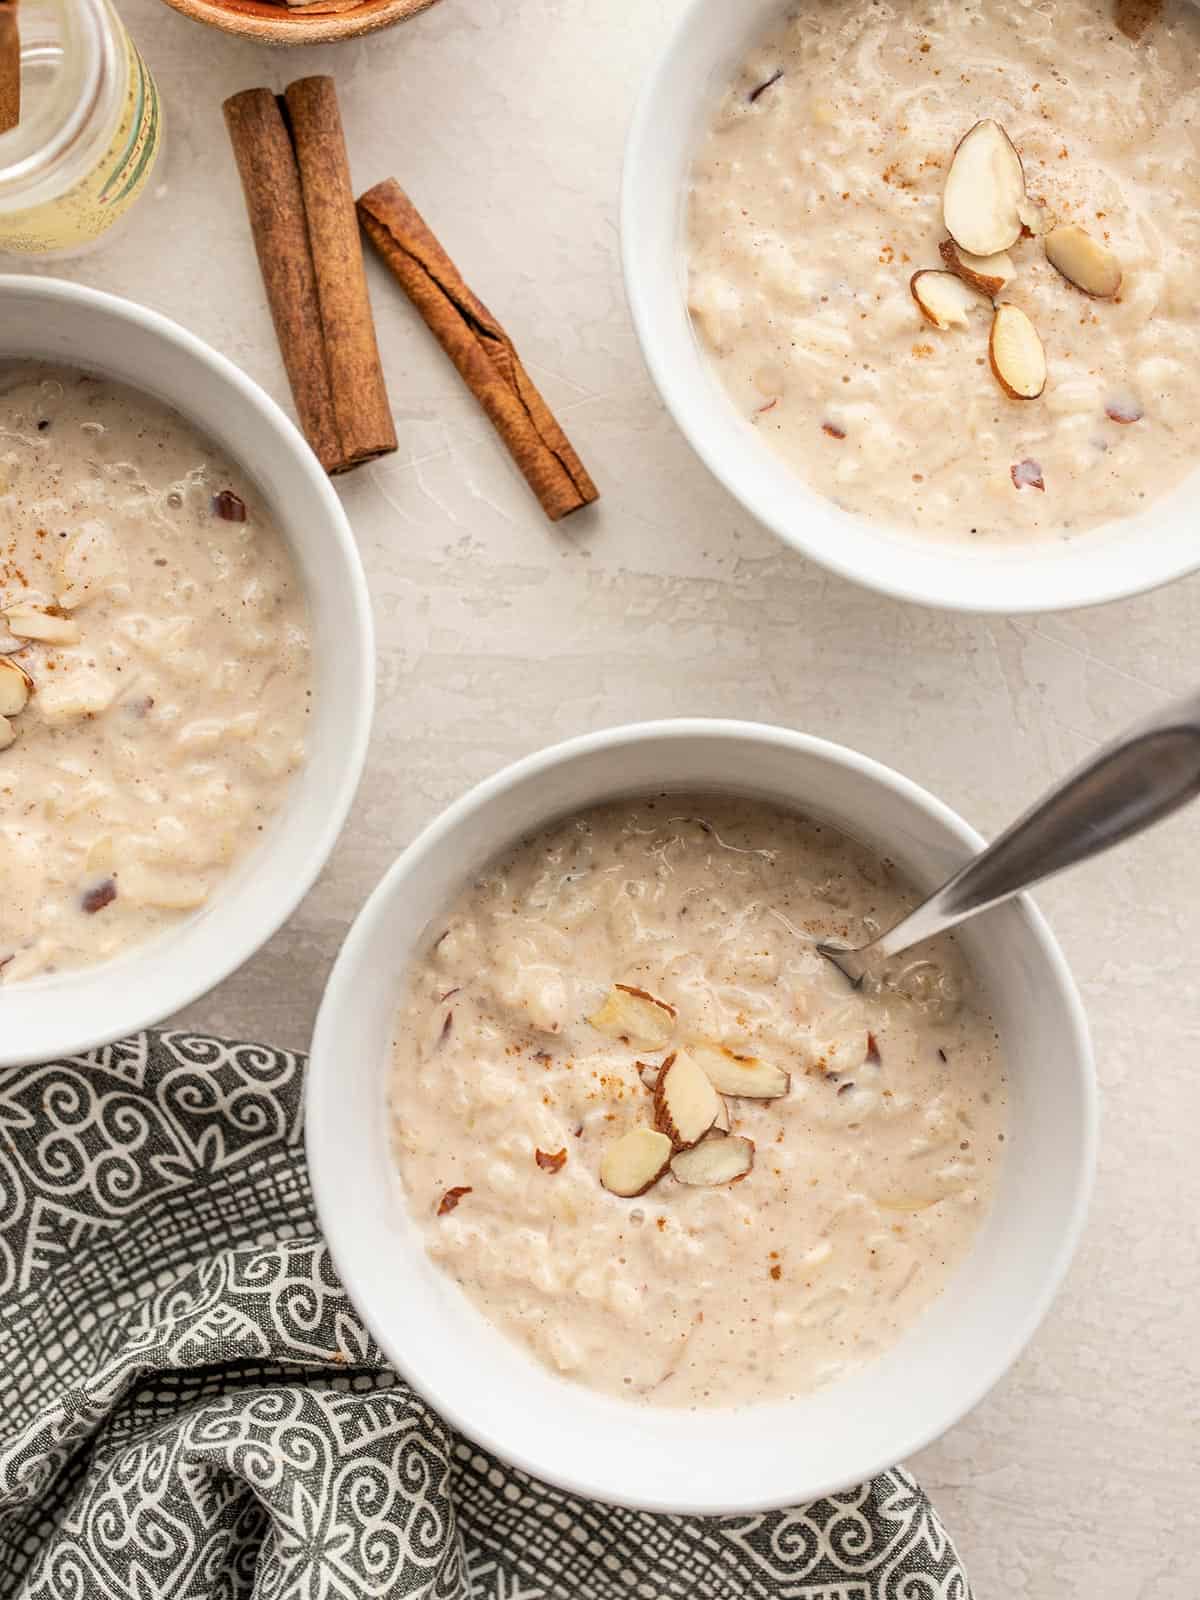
[223,80,396,476]
[357,179,599,522]
[0,1,20,137]
[282,78,395,470]
[223,90,341,472]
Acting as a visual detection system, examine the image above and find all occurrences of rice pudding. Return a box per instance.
[390,796,1006,1408]
[0,365,311,982]
[686,0,1200,539]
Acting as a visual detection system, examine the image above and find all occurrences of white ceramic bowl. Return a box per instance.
[0,276,374,1068]
[308,719,1096,1514]
[621,0,1200,614]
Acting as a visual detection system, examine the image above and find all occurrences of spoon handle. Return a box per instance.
[870,688,1200,963]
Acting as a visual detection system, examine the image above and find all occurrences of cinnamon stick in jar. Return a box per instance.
[223,79,396,476]
[0,1,20,136]
[357,179,599,522]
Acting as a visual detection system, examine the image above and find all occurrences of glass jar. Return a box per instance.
[0,0,161,258]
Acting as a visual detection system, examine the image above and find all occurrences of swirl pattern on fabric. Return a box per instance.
[0,1032,972,1599]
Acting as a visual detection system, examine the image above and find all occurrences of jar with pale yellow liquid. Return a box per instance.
[0,0,161,257]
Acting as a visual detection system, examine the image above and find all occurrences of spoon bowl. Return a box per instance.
[820,688,1200,983]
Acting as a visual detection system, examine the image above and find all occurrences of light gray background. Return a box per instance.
[43,1,1200,1591]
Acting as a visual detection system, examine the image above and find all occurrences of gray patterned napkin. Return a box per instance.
[0,1032,972,1599]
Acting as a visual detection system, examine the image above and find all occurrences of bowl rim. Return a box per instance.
[307,717,1098,1513]
[0,274,375,1067]
[619,0,1200,616]
[156,0,439,45]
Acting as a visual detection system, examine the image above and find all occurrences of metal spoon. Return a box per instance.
[820,687,1200,987]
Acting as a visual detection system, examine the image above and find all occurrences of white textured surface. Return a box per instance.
[40,0,1200,1590]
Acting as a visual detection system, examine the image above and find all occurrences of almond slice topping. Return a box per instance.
[2,603,80,646]
[670,1135,755,1188]
[989,303,1047,400]
[638,1060,661,1092]
[943,119,1026,256]
[910,270,981,331]
[711,1096,731,1134]
[0,657,31,717]
[653,1049,722,1149]
[688,1040,790,1100]
[1043,224,1122,299]
[1017,196,1056,238]
[587,983,676,1049]
[938,237,1014,298]
[599,1126,672,1197]
[0,715,13,752]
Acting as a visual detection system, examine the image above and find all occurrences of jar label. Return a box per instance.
[0,30,162,256]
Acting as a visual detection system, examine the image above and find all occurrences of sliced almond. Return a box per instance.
[688,1041,790,1100]
[1017,196,1055,238]
[36,672,116,725]
[587,983,676,1049]
[2,603,80,646]
[671,1135,755,1188]
[910,270,980,331]
[0,657,31,716]
[638,1060,661,1092]
[599,1126,672,1197]
[0,618,22,655]
[938,237,1014,297]
[1043,224,1122,299]
[989,303,1046,400]
[943,119,1026,256]
[0,715,13,752]
[711,1096,731,1134]
[653,1049,722,1149]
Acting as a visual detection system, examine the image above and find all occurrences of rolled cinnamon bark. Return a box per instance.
[282,78,395,471]
[357,178,599,522]
[223,89,342,473]
[0,1,20,136]
[223,80,396,476]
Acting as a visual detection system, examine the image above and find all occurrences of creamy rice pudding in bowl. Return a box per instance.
[308,721,1095,1513]
[0,277,373,1067]
[622,0,1200,612]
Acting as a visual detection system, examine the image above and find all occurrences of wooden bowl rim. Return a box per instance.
[157,0,439,46]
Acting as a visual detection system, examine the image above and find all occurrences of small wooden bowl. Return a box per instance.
[159,0,440,45]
